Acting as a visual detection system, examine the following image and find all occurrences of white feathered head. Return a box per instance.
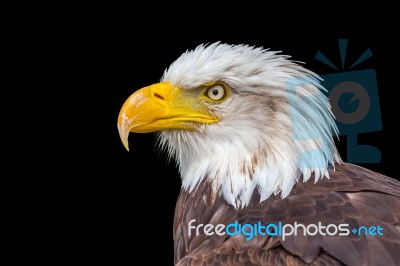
[118,43,341,208]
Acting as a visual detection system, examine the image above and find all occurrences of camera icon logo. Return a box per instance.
[316,39,382,163]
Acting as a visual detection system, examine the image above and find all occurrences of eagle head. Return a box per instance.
[118,43,341,208]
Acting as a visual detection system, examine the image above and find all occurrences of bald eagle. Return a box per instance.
[117,43,400,266]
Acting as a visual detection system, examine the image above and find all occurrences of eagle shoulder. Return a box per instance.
[174,163,400,266]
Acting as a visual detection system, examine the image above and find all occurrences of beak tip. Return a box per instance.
[123,142,130,152]
[118,123,131,152]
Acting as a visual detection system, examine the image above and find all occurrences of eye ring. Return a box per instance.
[206,84,227,101]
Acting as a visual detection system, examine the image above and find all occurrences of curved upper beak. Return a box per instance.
[117,82,219,151]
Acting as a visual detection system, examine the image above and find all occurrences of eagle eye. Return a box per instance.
[205,84,228,101]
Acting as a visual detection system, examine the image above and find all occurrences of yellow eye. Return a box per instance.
[206,84,226,101]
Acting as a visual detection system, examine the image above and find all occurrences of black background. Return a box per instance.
[78,22,398,265]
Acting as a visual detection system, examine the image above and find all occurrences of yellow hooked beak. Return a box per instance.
[117,82,219,151]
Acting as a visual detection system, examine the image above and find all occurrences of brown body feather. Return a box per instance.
[174,163,400,266]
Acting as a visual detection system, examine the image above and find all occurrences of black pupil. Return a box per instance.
[212,89,220,96]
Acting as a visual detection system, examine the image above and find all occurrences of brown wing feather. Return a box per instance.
[174,163,400,266]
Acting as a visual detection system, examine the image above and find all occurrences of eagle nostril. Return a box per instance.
[154,93,165,101]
